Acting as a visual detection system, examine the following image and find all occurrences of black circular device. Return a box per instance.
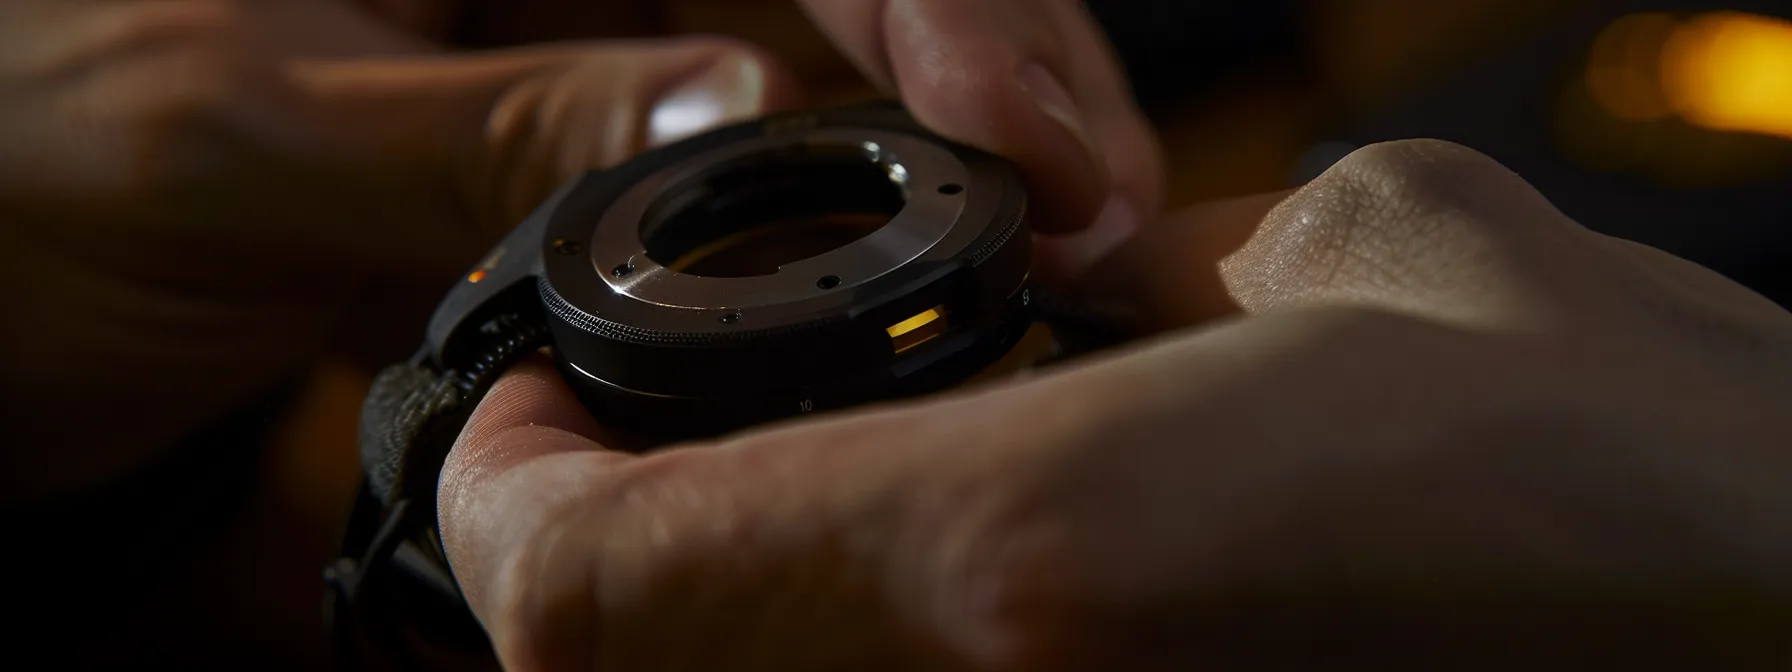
[327,103,1108,670]
[537,105,1036,438]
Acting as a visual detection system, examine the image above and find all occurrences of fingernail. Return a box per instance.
[1016,61,1103,169]
[649,57,768,147]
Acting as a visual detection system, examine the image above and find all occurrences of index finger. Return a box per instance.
[797,0,1164,243]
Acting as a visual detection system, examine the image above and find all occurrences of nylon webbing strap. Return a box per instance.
[358,313,551,508]
[359,363,458,507]
[329,312,550,670]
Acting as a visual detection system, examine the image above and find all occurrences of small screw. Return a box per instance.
[552,239,582,255]
[816,275,841,290]
[612,263,634,278]
[719,311,741,324]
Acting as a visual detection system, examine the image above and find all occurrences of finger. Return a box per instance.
[797,0,1165,242]
[435,354,992,668]
[1086,140,1622,333]
[431,352,1164,669]
[1223,140,1655,334]
[285,37,803,275]
[436,353,630,670]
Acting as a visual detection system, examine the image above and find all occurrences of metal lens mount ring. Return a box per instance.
[536,105,1034,438]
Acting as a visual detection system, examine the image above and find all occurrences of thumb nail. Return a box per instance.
[649,56,770,147]
[1017,62,1105,175]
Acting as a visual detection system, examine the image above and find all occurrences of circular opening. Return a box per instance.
[816,275,841,289]
[938,183,964,195]
[641,145,907,278]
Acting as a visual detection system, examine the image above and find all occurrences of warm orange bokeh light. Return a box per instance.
[467,270,487,284]
[1661,12,1792,139]
[1588,11,1792,140]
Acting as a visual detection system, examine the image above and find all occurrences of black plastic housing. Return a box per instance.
[423,104,1034,441]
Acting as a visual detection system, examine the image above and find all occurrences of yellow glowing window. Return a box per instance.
[886,306,948,354]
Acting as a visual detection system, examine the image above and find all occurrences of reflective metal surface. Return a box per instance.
[587,128,971,310]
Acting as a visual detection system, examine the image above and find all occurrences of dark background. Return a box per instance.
[27,2,1788,669]
[1092,0,1792,306]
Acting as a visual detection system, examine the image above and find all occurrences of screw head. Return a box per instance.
[612,263,634,278]
[719,311,741,324]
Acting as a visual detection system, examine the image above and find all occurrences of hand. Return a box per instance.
[793,0,1166,269]
[441,140,1792,670]
[0,0,802,497]
[375,0,1167,267]
[1,0,1158,498]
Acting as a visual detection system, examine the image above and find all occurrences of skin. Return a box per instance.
[441,140,1792,670]
[0,0,1160,500]
[9,0,1788,668]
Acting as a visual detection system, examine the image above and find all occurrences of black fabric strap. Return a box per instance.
[358,361,460,507]
[329,311,550,670]
[359,313,551,508]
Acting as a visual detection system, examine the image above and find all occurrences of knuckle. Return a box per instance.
[1238,139,1580,305]
[1310,139,1578,248]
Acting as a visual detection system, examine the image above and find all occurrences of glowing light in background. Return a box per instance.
[1662,12,1792,139]
[1587,11,1792,140]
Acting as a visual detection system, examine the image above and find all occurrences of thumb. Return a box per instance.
[285,39,803,274]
